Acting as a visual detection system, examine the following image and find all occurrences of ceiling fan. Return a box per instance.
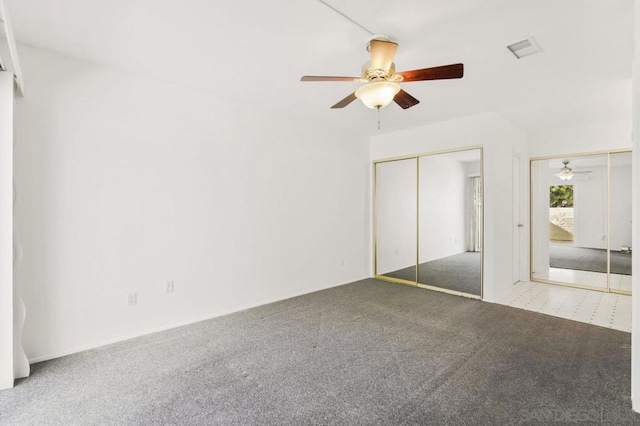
[300,35,464,110]
[555,160,592,181]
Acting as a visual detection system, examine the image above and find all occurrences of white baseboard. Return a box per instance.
[28,277,364,364]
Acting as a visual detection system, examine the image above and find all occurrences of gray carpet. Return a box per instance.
[384,252,481,295]
[550,245,632,275]
[0,279,637,425]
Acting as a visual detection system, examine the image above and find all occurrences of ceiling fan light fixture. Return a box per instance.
[559,172,573,181]
[300,36,464,110]
[355,81,401,109]
[557,161,573,180]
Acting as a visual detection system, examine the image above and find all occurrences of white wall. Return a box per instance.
[371,112,529,302]
[529,119,632,157]
[0,71,14,389]
[418,155,467,263]
[13,45,371,362]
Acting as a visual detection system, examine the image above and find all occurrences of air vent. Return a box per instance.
[507,37,542,59]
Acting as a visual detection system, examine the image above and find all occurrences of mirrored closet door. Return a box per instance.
[418,149,482,296]
[609,152,632,294]
[530,150,632,294]
[375,158,418,284]
[374,148,483,298]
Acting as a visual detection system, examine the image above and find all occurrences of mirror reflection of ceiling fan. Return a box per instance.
[300,35,464,110]
[556,160,592,181]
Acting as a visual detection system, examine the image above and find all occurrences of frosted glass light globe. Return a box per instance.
[355,81,401,109]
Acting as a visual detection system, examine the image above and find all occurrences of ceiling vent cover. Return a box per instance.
[507,37,542,59]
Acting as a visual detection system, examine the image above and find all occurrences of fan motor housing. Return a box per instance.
[361,61,403,82]
[362,61,396,80]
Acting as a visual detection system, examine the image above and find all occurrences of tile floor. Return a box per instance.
[497,281,631,333]
[532,267,632,292]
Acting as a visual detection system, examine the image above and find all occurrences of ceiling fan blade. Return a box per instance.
[573,171,592,174]
[398,63,464,82]
[331,92,357,109]
[301,76,359,82]
[370,39,398,73]
[393,89,420,109]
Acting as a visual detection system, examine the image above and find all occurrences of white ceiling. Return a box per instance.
[5,0,634,135]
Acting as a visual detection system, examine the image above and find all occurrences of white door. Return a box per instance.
[512,154,521,284]
[0,72,14,389]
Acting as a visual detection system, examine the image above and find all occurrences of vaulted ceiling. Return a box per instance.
[5,0,633,135]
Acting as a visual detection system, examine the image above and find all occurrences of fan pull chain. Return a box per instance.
[377,106,381,130]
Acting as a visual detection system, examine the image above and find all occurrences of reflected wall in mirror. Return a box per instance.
[418,149,482,296]
[609,152,632,293]
[375,158,418,283]
[531,153,628,292]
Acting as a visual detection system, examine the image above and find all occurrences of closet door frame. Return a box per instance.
[373,145,484,300]
[529,148,633,295]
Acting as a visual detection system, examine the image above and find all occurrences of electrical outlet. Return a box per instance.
[165,281,174,294]
[128,292,137,307]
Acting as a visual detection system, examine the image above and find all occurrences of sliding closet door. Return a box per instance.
[375,159,418,284]
[418,149,482,296]
[609,152,632,294]
[531,154,609,290]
